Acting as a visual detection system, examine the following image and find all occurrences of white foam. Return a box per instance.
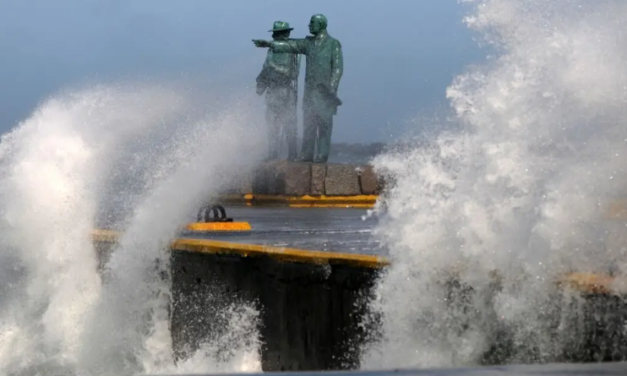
[0,83,265,375]
[362,0,627,369]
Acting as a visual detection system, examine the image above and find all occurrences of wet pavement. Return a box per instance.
[181,206,385,255]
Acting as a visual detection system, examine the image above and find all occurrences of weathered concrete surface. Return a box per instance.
[252,161,312,196]
[325,164,362,196]
[310,164,326,195]
[93,236,381,372]
[170,250,379,371]
[273,161,312,196]
[358,165,381,195]
[252,163,278,195]
[233,162,380,197]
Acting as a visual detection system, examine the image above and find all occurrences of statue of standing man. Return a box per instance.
[256,21,301,161]
[253,14,343,163]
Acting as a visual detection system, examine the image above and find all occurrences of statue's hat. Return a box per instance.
[269,21,293,32]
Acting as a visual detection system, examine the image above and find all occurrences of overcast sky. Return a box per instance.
[0,0,486,143]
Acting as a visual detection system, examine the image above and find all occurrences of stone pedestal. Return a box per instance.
[233,161,383,196]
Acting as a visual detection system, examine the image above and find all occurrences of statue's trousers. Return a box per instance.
[301,110,333,162]
[266,102,297,160]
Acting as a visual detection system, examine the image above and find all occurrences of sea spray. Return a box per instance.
[0,85,184,374]
[362,0,627,369]
[0,83,265,375]
[79,95,265,375]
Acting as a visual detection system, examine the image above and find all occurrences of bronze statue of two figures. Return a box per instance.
[253,14,343,163]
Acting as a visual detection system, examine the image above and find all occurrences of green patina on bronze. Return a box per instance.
[256,21,301,160]
[254,14,344,163]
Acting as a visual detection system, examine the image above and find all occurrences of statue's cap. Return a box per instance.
[269,21,293,32]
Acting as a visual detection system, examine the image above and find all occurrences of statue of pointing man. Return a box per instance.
[253,14,344,163]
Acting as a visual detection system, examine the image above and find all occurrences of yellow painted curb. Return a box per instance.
[605,200,627,219]
[219,194,378,208]
[90,230,627,294]
[171,238,389,269]
[92,229,119,243]
[185,222,252,232]
[91,229,389,269]
[556,272,619,295]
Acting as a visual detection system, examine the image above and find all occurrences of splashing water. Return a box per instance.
[362,0,627,369]
[0,84,265,375]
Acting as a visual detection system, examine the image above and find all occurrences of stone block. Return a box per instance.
[251,161,312,195]
[272,161,311,196]
[325,164,361,196]
[311,164,326,196]
[248,161,383,196]
[252,163,276,195]
[358,165,380,195]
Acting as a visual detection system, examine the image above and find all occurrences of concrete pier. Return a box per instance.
[170,247,382,371]
[93,231,386,371]
[92,230,627,371]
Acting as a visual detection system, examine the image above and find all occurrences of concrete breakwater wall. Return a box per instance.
[171,247,382,371]
[92,231,387,371]
[92,231,627,371]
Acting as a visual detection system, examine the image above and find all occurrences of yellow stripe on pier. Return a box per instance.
[91,229,389,269]
[91,230,627,294]
[219,194,378,208]
[185,222,252,232]
[605,199,627,219]
[556,272,627,295]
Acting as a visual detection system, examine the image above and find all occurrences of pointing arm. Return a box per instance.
[270,39,309,55]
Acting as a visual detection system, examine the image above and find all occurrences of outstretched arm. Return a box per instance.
[330,40,343,93]
[253,39,271,48]
[253,38,308,55]
[271,39,308,55]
